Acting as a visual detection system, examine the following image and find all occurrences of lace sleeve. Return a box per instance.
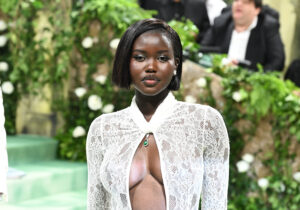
[201,107,229,209]
[86,117,110,209]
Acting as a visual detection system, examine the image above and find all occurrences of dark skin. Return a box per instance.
[129,31,178,210]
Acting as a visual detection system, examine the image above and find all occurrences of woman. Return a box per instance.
[86,18,229,210]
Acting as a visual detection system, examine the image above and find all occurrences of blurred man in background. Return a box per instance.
[201,0,285,71]
[0,87,8,201]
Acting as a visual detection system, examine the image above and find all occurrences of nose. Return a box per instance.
[145,57,157,72]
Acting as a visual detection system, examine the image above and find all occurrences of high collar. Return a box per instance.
[129,92,177,134]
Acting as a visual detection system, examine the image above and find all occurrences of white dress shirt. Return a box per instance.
[86,92,230,209]
[228,16,258,61]
[0,87,8,201]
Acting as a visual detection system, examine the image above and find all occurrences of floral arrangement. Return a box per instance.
[198,55,300,209]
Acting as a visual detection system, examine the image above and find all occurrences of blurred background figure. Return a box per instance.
[139,0,210,42]
[285,59,300,87]
[205,0,227,25]
[0,87,8,201]
[200,0,285,71]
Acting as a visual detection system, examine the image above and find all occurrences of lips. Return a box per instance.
[142,75,159,86]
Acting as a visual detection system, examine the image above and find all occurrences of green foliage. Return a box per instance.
[81,0,155,35]
[168,19,200,55]
[207,55,300,209]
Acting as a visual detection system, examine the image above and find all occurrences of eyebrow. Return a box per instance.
[132,49,170,53]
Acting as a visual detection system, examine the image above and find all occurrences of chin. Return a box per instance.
[135,87,169,97]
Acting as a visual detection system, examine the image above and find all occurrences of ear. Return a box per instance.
[255,7,261,16]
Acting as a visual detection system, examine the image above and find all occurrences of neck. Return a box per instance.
[135,89,170,122]
[234,17,256,32]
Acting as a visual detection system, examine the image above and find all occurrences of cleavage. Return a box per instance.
[129,134,163,189]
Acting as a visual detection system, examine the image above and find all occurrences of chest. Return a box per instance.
[99,125,204,195]
[129,134,163,189]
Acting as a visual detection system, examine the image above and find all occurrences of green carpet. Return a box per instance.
[1,135,87,210]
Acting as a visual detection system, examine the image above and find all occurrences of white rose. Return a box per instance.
[293,171,300,183]
[1,81,14,94]
[232,91,242,102]
[258,178,269,189]
[221,57,230,66]
[72,126,86,138]
[81,36,93,49]
[109,38,120,50]
[0,62,9,72]
[279,182,285,192]
[74,87,87,98]
[88,95,102,111]
[242,153,254,163]
[185,95,197,103]
[0,20,7,31]
[102,104,114,113]
[196,78,207,88]
[95,75,107,85]
[236,160,250,173]
[0,35,8,47]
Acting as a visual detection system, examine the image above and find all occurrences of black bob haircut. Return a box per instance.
[112,18,183,90]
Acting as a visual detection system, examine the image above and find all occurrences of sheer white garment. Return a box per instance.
[86,93,229,210]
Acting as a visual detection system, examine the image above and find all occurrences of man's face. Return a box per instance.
[232,0,261,26]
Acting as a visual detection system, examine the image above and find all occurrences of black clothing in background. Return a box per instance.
[285,59,300,87]
[201,6,285,71]
[139,0,210,42]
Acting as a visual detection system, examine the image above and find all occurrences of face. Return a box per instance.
[232,0,261,26]
[129,31,178,96]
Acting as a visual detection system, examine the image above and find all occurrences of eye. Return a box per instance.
[157,55,169,62]
[132,55,145,62]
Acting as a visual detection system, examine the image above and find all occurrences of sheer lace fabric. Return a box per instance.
[86,93,229,210]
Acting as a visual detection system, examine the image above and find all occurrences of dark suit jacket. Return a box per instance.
[285,59,300,87]
[200,9,285,71]
[139,0,210,42]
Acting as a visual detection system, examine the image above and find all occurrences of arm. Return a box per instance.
[0,88,8,201]
[86,117,110,209]
[264,17,285,71]
[201,107,229,209]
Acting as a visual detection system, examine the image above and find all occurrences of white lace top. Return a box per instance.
[86,93,229,210]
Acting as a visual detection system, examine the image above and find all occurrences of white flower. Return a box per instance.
[196,78,207,88]
[109,38,120,50]
[185,95,197,103]
[236,160,250,173]
[221,57,230,66]
[0,20,7,31]
[1,81,14,94]
[95,75,107,85]
[279,182,285,192]
[0,35,8,47]
[0,62,9,72]
[258,178,269,189]
[102,104,114,113]
[72,126,86,138]
[88,95,102,111]
[293,171,300,183]
[74,87,87,98]
[81,36,93,49]
[242,153,254,163]
[232,91,242,102]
